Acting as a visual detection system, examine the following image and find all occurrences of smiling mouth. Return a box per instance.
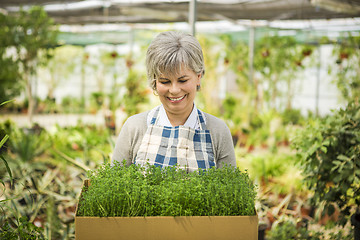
[167,95,186,102]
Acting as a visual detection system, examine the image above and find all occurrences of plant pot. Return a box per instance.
[351,212,360,240]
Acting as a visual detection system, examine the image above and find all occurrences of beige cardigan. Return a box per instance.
[112,110,236,168]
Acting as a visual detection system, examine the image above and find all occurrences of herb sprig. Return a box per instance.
[77,162,256,217]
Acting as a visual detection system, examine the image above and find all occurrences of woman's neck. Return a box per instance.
[165,104,194,127]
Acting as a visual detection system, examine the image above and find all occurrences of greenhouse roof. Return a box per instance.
[1,0,360,25]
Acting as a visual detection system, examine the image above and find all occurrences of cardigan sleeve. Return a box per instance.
[112,117,134,166]
[111,112,148,166]
[205,113,237,168]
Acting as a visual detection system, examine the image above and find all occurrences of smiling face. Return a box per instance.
[156,67,201,124]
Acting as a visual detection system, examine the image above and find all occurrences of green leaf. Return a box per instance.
[0,195,19,203]
[332,160,342,166]
[0,155,13,183]
[0,99,14,106]
[323,139,330,146]
[337,155,349,161]
[320,146,327,153]
[330,165,339,172]
[0,134,9,149]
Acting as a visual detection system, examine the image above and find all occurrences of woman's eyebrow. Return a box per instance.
[159,75,187,81]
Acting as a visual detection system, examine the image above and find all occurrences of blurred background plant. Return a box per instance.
[0,117,112,239]
[292,100,360,227]
[0,6,59,124]
[330,35,360,103]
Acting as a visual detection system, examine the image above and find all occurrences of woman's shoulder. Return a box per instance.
[203,112,226,125]
[123,111,149,129]
[128,111,149,121]
[202,112,229,132]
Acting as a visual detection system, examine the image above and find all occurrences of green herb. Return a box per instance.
[77,162,256,217]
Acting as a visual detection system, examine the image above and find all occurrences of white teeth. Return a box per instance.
[169,95,185,101]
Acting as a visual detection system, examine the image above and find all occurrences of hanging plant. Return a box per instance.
[110,51,118,59]
[340,50,349,59]
[329,33,360,102]
[302,48,312,57]
[261,48,270,58]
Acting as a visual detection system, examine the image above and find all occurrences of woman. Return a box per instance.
[112,31,236,172]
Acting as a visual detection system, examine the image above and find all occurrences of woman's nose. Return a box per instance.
[169,83,181,94]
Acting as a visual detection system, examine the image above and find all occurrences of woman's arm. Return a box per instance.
[112,118,133,166]
[205,113,237,168]
[111,112,148,166]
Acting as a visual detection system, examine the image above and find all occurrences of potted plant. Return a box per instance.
[75,162,258,239]
[292,100,360,238]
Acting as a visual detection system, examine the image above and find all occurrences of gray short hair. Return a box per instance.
[146,31,205,91]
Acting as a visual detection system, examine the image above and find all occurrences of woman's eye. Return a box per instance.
[179,79,188,83]
[159,81,170,84]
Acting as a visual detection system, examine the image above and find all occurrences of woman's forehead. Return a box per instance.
[158,67,194,78]
[158,63,193,76]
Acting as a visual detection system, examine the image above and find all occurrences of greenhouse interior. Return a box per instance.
[0,0,360,239]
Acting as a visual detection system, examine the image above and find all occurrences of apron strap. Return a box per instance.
[150,106,161,125]
[197,109,207,130]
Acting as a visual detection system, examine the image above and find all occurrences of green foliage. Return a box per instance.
[45,197,62,239]
[220,34,249,90]
[249,154,290,180]
[0,6,59,118]
[222,94,253,137]
[0,15,22,104]
[122,67,149,117]
[292,101,360,226]
[0,102,13,190]
[0,121,92,239]
[245,110,292,149]
[61,95,84,113]
[196,35,222,116]
[0,58,22,104]
[281,108,304,125]
[329,33,360,102]
[51,124,113,166]
[267,219,322,240]
[78,163,257,217]
[267,217,353,240]
[237,151,305,195]
[254,35,313,110]
[0,217,44,240]
[40,45,83,100]
[0,134,12,189]
[13,6,59,64]
[8,127,51,163]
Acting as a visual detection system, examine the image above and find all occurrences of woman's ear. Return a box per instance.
[196,74,201,91]
[197,73,202,86]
